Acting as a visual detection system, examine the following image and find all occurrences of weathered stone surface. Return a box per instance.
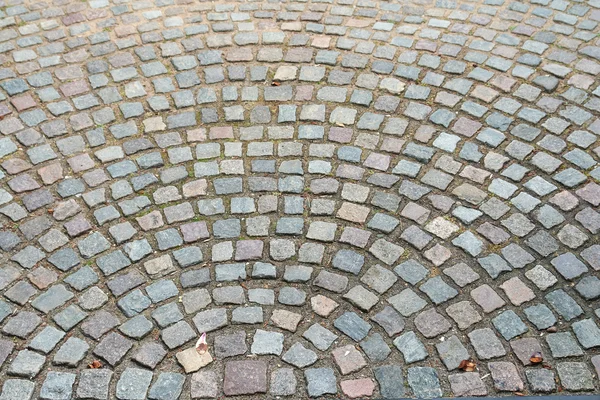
[0,4,597,398]
[305,368,337,397]
[175,348,213,373]
[223,360,267,396]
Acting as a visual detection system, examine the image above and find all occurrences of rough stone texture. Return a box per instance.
[305,368,337,397]
[341,378,375,399]
[407,367,443,399]
[0,1,599,397]
[488,362,524,392]
[77,369,113,400]
[374,365,405,398]
[449,372,488,397]
[223,361,267,396]
[332,345,367,375]
[175,348,213,373]
[270,368,296,396]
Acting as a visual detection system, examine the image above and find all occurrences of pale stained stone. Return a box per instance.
[183,179,208,197]
[143,117,165,132]
[144,255,177,278]
[310,295,339,317]
[471,284,506,313]
[270,309,302,332]
[136,211,164,231]
[336,202,370,223]
[38,163,63,185]
[175,348,213,373]
[449,373,488,396]
[525,265,558,290]
[274,66,298,81]
[401,202,430,224]
[424,244,452,266]
[341,378,376,398]
[452,183,487,205]
[425,217,459,239]
[499,277,536,306]
[332,345,367,375]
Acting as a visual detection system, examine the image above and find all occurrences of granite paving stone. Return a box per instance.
[305,368,337,397]
[449,372,488,397]
[116,368,153,400]
[270,368,296,396]
[488,362,524,392]
[393,331,427,364]
[40,372,76,400]
[526,369,556,393]
[407,367,443,399]
[436,335,469,370]
[546,332,584,358]
[224,360,267,396]
[8,350,46,378]
[556,362,595,391]
[76,369,113,400]
[511,337,545,366]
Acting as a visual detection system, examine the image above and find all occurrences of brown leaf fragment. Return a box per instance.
[88,360,102,369]
[530,352,543,364]
[458,359,476,372]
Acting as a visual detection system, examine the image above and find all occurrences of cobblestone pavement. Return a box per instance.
[0,0,600,398]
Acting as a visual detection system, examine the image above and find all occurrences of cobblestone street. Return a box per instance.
[0,0,599,398]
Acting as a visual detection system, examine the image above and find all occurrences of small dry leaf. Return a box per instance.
[514,392,524,396]
[88,360,102,369]
[530,352,543,364]
[271,81,281,86]
[196,332,208,355]
[458,359,477,372]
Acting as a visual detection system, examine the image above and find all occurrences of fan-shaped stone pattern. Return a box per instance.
[0,0,599,398]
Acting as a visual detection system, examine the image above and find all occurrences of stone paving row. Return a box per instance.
[0,0,599,398]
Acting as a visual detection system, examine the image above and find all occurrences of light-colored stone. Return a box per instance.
[175,348,213,373]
